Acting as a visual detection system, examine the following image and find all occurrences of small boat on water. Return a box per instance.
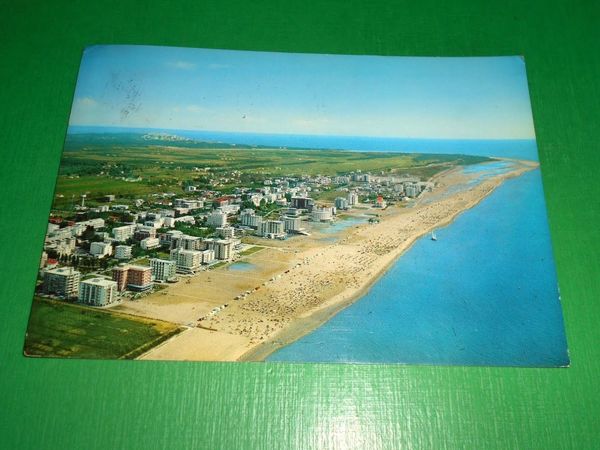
[431,230,437,241]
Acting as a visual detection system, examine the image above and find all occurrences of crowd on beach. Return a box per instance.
[200,173,510,347]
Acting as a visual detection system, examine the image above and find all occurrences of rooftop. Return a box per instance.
[46,267,79,275]
[81,278,117,287]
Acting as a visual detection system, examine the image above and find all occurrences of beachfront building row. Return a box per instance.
[204,238,233,260]
[311,207,335,222]
[241,209,302,237]
[150,258,177,282]
[42,267,117,306]
[112,265,152,292]
[257,220,285,239]
[154,230,240,270]
[283,216,301,232]
[169,248,216,274]
[335,197,349,210]
[79,278,118,306]
[43,267,81,298]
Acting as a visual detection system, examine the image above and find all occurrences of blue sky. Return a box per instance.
[69,45,536,140]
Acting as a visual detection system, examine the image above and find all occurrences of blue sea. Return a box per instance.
[268,168,569,366]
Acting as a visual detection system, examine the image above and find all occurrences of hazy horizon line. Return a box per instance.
[67,124,536,142]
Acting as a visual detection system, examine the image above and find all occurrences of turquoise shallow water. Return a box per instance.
[227,261,256,272]
[268,168,569,366]
[311,215,370,242]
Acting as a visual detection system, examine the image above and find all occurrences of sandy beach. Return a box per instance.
[131,159,538,362]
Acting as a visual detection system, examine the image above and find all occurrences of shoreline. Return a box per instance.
[136,159,538,362]
[239,160,538,361]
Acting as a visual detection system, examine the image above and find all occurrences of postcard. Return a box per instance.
[24,45,569,366]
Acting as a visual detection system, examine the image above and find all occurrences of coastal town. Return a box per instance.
[25,128,541,363]
[38,169,435,308]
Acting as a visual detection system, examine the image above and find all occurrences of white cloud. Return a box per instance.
[186,104,205,113]
[74,96,97,107]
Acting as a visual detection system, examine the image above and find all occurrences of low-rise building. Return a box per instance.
[134,225,156,241]
[79,278,118,306]
[374,195,387,208]
[163,217,176,228]
[43,267,81,298]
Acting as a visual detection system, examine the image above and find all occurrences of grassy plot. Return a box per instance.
[60,144,490,181]
[24,297,182,359]
[239,246,265,256]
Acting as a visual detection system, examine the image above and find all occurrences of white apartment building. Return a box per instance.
[159,230,183,246]
[207,211,227,228]
[163,217,176,228]
[216,226,236,239]
[150,258,176,282]
[79,278,118,306]
[311,207,334,222]
[112,224,136,242]
[172,234,202,251]
[90,241,113,258]
[114,245,132,260]
[283,216,302,232]
[405,183,420,198]
[204,238,233,260]
[47,223,60,234]
[174,215,196,225]
[170,248,203,274]
[240,209,261,228]
[335,197,349,210]
[140,237,160,250]
[257,220,286,238]
[43,267,81,298]
[347,191,359,206]
[201,249,215,264]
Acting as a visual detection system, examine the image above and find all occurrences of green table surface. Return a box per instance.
[1,1,599,449]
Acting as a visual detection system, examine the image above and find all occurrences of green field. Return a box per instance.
[239,246,265,256]
[24,298,182,359]
[51,134,490,210]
